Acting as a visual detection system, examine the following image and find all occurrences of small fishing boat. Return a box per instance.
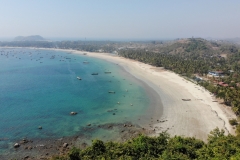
[182,99,191,101]
[77,77,82,80]
[104,71,111,74]
[91,73,98,75]
[108,91,115,93]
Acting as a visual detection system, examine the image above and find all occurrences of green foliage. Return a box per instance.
[161,136,204,160]
[68,147,81,160]
[185,38,208,52]
[236,125,240,136]
[229,119,238,126]
[53,129,240,160]
[197,128,240,160]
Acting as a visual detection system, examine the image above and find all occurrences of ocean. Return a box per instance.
[0,48,151,155]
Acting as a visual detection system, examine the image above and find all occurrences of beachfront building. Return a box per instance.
[194,76,203,82]
[218,82,228,87]
[208,71,224,77]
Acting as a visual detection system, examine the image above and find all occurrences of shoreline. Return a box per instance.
[68,49,236,140]
[1,47,237,139]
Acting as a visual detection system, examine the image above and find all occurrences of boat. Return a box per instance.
[108,91,115,94]
[182,99,191,101]
[83,61,89,63]
[104,71,111,74]
[91,73,98,75]
[77,77,82,80]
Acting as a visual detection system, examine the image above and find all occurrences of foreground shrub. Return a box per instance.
[51,128,240,160]
[229,119,238,126]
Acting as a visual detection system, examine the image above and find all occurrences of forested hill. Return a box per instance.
[119,38,240,75]
[144,38,239,57]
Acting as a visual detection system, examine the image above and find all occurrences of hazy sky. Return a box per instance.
[0,0,240,40]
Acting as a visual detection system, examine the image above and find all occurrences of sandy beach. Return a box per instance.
[2,47,237,142]
[67,50,237,141]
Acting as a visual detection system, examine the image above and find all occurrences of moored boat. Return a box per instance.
[104,71,111,74]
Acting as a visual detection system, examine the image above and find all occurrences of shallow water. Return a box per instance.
[0,48,151,154]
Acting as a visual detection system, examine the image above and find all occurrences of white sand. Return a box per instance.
[75,51,236,141]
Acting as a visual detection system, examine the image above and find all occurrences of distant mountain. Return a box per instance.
[14,35,45,41]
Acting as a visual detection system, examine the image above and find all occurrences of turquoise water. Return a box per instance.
[0,48,150,152]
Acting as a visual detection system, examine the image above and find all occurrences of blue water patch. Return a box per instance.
[0,48,150,152]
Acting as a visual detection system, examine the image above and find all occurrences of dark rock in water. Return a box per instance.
[112,113,116,115]
[63,143,68,148]
[38,126,42,129]
[14,143,20,148]
[87,124,91,126]
[70,112,77,115]
[20,138,28,144]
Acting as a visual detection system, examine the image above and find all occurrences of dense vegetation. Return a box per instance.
[119,39,235,76]
[52,128,240,160]
[118,39,240,117]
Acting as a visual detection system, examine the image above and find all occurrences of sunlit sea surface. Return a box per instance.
[0,48,150,153]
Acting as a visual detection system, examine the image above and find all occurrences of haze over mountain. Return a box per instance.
[14,35,45,41]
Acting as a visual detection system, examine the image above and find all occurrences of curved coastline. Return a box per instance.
[68,49,236,141]
[1,47,237,140]
[0,47,237,159]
